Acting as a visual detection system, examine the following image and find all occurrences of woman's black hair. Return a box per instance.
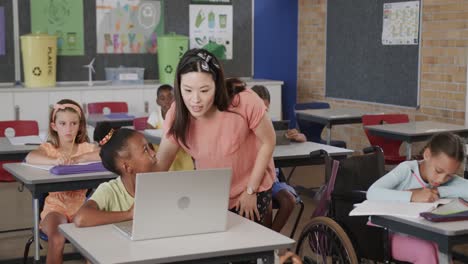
[425,132,465,163]
[98,127,138,175]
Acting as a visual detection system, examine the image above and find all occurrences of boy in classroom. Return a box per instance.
[146,84,194,171]
[367,132,468,264]
[25,99,100,264]
[248,83,304,233]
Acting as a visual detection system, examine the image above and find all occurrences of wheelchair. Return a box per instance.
[295,146,394,264]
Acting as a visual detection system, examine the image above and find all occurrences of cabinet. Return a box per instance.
[0,79,283,129]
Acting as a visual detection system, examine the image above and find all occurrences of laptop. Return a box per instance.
[272,120,291,145]
[113,168,232,241]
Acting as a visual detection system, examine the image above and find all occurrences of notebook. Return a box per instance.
[113,168,232,241]
[272,120,291,146]
[349,199,452,218]
[420,198,468,222]
[7,135,43,146]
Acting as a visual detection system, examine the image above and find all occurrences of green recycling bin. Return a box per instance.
[157,33,188,85]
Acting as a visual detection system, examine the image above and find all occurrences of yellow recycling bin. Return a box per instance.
[21,33,57,88]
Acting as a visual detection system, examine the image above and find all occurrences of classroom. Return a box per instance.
[2,0,468,263]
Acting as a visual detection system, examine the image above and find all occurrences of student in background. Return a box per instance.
[147,84,174,129]
[74,128,157,227]
[249,84,303,232]
[155,49,276,225]
[25,99,100,264]
[367,132,468,264]
[145,84,194,171]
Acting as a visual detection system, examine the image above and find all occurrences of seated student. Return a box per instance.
[147,84,174,129]
[240,82,304,232]
[146,84,194,171]
[74,127,157,227]
[367,132,468,264]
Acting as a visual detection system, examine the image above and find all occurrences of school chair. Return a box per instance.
[362,114,409,164]
[87,101,128,114]
[133,116,148,131]
[0,120,39,182]
[294,102,347,148]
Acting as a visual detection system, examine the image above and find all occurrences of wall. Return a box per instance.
[298,0,468,152]
[254,0,298,122]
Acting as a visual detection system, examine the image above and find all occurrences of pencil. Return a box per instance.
[410,169,427,189]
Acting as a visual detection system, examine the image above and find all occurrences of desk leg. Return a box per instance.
[438,251,451,264]
[405,142,412,160]
[326,125,332,145]
[33,198,40,262]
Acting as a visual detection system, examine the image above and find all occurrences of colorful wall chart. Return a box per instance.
[96,0,164,54]
[382,1,420,45]
[189,4,233,60]
[0,7,5,56]
[31,0,85,56]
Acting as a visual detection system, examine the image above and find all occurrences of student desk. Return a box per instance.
[365,121,468,160]
[0,137,38,161]
[273,141,353,168]
[59,212,294,264]
[87,113,147,128]
[2,163,116,263]
[371,215,468,264]
[295,108,372,145]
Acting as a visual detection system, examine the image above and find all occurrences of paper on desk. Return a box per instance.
[7,135,43,145]
[349,199,452,218]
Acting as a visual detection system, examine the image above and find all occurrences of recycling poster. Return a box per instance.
[189,4,233,60]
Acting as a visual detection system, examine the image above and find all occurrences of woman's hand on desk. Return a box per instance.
[235,191,260,221]
[410,188,439,203]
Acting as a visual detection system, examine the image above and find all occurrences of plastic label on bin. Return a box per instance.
[119,73,138,81]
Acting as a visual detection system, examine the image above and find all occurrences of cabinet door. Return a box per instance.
[0,93,15,121]
[266,85,282,121]
[113,89,144,113]
[14,92,50,130]
[49,91,82,108]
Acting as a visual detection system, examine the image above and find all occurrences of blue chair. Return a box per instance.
[294,102,347,148]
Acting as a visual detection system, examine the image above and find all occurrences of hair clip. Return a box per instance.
[99,129,115,146]
[196,51,220,69]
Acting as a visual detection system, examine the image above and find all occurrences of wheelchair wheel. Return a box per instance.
[296,216,358,264]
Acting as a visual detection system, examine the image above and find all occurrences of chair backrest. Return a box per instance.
[294,102,330,142]
[328,147,387,261]
[362,114,409,158]
[133,117,148,131]
[0,120,39,137]
[87,102,128,114]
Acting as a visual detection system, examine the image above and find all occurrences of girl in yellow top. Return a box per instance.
[25,99,100,264]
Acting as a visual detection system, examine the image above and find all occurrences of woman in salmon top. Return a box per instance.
[155,49,276,224]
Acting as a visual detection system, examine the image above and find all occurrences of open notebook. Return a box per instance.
[349,199,452,218]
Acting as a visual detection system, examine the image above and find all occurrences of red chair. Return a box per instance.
[362,114,409,164]
[133,117,149,131]
[87,102,128,114]
[0,120,39,182]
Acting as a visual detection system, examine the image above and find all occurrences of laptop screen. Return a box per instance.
[272,120,290,131]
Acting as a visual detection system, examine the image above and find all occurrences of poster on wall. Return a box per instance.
[0,7,5,56]
[189,4,232,60]
[382,1,420,45]
[30,0,85,56]
[96,0,164,54]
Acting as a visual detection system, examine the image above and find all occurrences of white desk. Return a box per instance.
[295,108,372,145]
[371,215,468,264]
[59,212,295,264]
[3,163,117,263]
[0,137,38,161]
[365,121,468,160]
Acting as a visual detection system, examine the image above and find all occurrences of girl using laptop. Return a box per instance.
[154,49,276,225]
[74,127,157,227]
